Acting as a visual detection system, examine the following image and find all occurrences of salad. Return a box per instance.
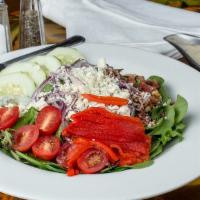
[0,47,188,176]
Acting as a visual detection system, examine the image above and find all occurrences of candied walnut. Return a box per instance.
[146,80,160,89]
[105,66,123,79]
[150,90,161,105]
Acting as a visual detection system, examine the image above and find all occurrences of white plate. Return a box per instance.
[0,43,200,200]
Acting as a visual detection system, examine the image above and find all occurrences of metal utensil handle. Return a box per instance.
[164,34,200,72]
[0,35,85,67]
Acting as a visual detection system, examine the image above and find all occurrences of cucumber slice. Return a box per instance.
[30,55,61,74]
[0,62,46,86]
[0,73,35,96]
[48,47,85,65]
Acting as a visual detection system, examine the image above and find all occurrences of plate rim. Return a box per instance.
[0,43,200,200]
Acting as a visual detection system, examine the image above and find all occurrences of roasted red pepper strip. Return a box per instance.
[67,168,79,176]
[81,94,128,106]
[109,136,151,166]
[64,107,145,143]
[62,107,151,174]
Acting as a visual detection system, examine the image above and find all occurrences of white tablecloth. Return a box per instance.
[41,0,200,58]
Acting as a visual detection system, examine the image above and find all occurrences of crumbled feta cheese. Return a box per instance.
[71,66,130,98]
[28,98,47,110]
[30,64,132,119]
[117,105,131,116]
[141,92,151,104]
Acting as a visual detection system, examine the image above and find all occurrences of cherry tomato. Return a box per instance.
[77,148,108,174]
[0,106,19,130]
[36,106,62,135]
[32,136,60,160]
[12,125,39,152]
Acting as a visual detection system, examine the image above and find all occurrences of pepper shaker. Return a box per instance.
[0,0,12,54]
[19,0,46,48]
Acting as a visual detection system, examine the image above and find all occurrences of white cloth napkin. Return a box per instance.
[41,0,200,58]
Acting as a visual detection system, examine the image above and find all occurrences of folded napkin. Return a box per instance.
[41,0,200,58]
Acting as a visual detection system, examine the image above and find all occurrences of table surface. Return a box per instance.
[1,1,200,199]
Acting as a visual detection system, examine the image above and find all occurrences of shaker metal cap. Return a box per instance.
[0,0,5,3]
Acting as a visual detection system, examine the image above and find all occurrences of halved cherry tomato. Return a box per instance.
[58,137,118,176]
[0,106,19,130]
[66,141,91,168]
[73,137,119,163]
[12,125,39,152]
[81,94,128,106]
[90,140,119,162]
[77,148,108,174]
[32,136,60,160]
[36,106,62,135]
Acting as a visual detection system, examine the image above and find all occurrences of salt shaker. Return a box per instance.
[0,0,11,54]
[19,0,46,48]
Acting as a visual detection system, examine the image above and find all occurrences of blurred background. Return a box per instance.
[5,0,200,50]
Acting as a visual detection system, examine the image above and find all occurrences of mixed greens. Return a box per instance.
[0,47,188,175]
[147,76,188,159]
[0,75,188,174]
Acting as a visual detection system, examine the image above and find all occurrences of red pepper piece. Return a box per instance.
[62,107,151,171]
[81,94,128,106]
[57,137,119,176]
[64,107,146,143]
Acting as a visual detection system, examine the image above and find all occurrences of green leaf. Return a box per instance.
[13,107,38,129]
[174,95,188,124]
[101,160,153,173]
[0,130,13,150]
[126,160,154,169]
[146,118,163,131]
[55,125,63,140]
[169,129,184,141]
[148,75,165,85]
[165,105,175,127]
[10,150,21,161]
[148,75,171,103]
[150,140,161,153]
[150,145,163,159]
[159,85,171,103]
[160,129,173,145]
[175,122,186,133]
[42,84,53,93]
[101,165,118,173]
[150,119,172,135]
[150,104,176,136]
[151,106,164,121]
[15,151,66,173]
